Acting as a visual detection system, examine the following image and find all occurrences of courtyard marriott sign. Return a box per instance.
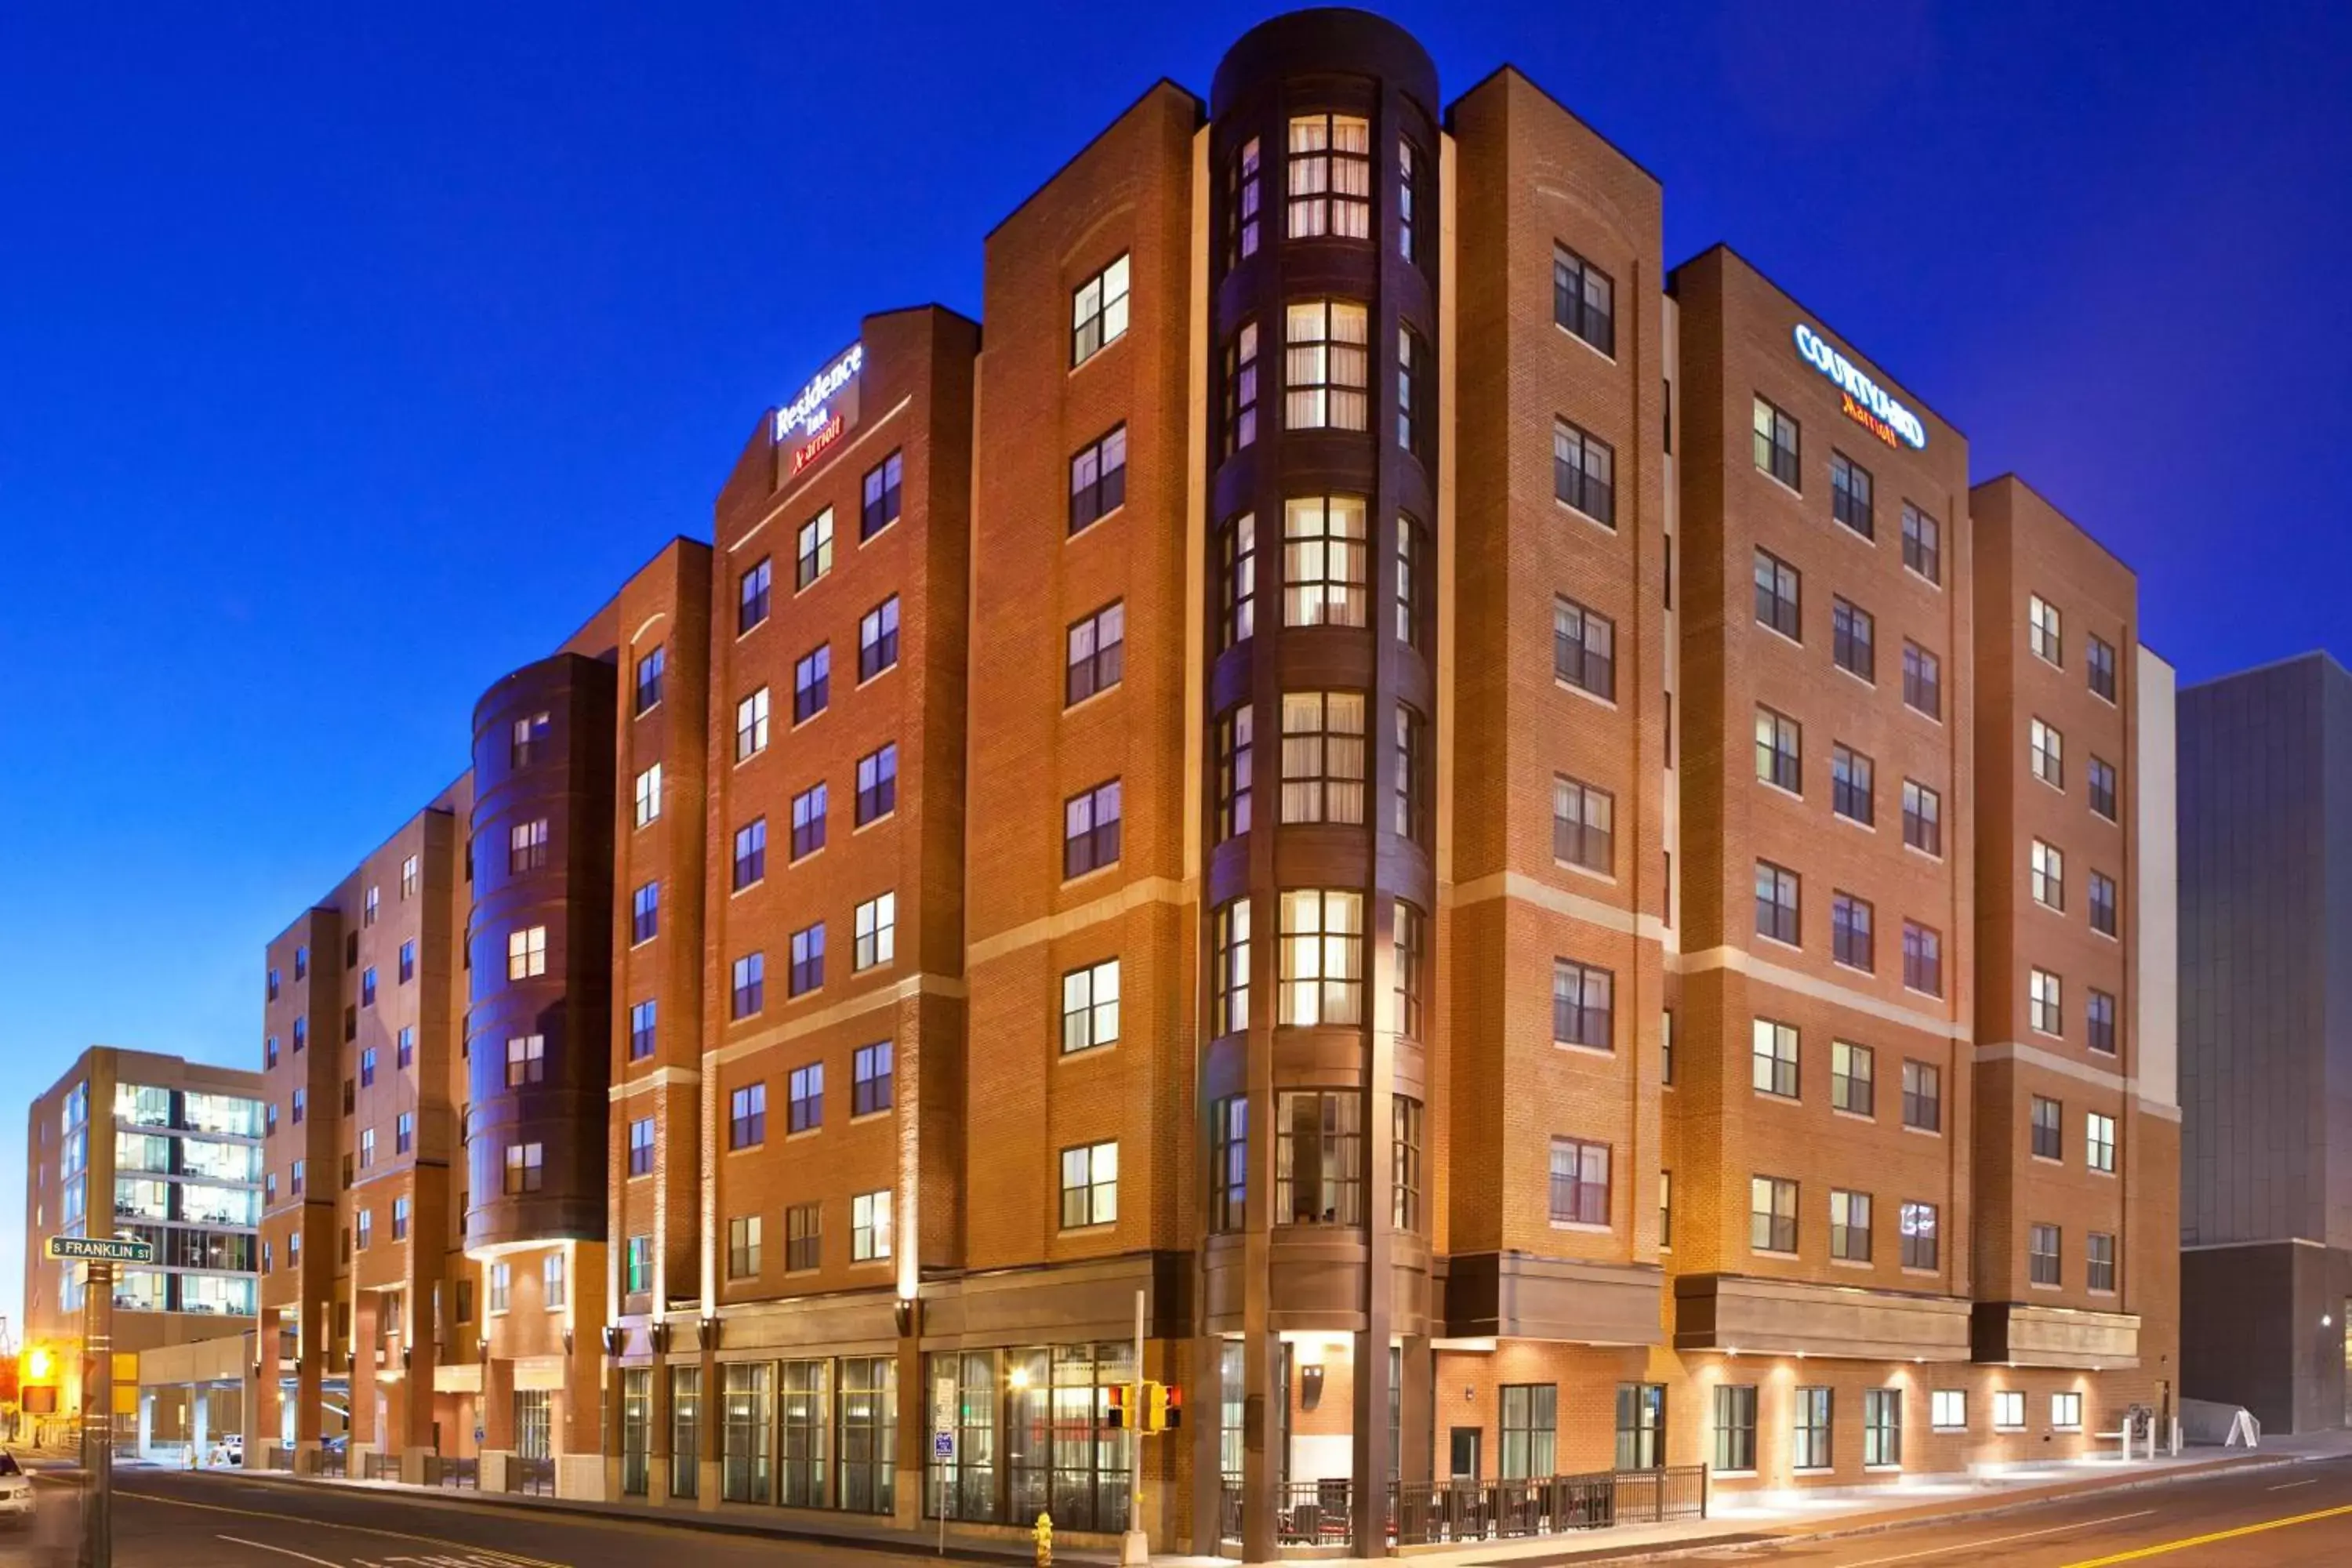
[1794,324,1926,452]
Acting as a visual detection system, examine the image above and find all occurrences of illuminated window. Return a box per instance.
[795,506,834,591]
[1061,960,1120,1054]
[2031,967,2064,1036]
[1285,113,1370,238]
[1548,1138,1611,1227]
[1752,396,1799,488]
[1832,1041,1875,1116]
[1279,691,1366,824]
[633,763,663,827]
[1059,1142,1120,1229]
[1830,1190,1871,1261]
[2029,593,2063,666]
[1213,899,1251,1037]
[1755,706,1801,792]
[503,1142,543,1196]
[853,891,895,971]
[736,687,770,761]
[1278,890,1363,1026]
[1752,1018,1798,1099]
[1071,253,1130,366]
[507,926,546,981]
[1750,1175,1798,1254]
[505,1034,545,1088]
[1283,300,1369,430]
[851,1191,891,1261]
[2031,717,2064,787]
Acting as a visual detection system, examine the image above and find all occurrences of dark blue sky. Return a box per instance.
[3,1,2347,1315]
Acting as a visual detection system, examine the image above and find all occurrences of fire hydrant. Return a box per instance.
[1033,1510,1054,1566]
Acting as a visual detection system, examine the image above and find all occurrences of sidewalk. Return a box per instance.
[200,1436,2352,1567]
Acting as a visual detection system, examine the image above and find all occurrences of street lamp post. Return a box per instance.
[50,1233,153,1568]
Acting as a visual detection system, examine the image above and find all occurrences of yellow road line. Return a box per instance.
[2063,1501,2352,1565]
[119,1487,567,1568]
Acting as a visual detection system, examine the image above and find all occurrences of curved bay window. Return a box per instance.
[1276,1090,1363,1225]
[1278,889,1363,1026]
[1213,898,1252,1037]
[1223,322,1260,456]
[1284,300,1369,430]
[1215,705,1254,840]
[1279,691,1367,824]
[1286,113,1370,238]
[1225,136,1262,267]
[1219,513,1258,648]
[1283,496,1367,627]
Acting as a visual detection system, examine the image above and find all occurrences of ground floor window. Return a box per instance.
[1499,1384,1557,1479]
[1863,1388,1900,1466]
[723,1362,774,1503]
[924,1345,1133,1530]
[1792,1387,1832,1471]
[1930,1389,1965,1431]
[1615,1382,1665,1470]
[1714,1385,1757,1472]
[837,1357,896,1515]
[1993,1390,2025,1431]
[670,1367,700,1499]
[1219,1342,1245,1484]
[514,1390,551,1460]
[2051,1392,2083,1432]
[621,1369,651,1497]
[779,1359,830,1507]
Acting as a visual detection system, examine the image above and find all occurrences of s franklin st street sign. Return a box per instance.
[47,1235,154,1265]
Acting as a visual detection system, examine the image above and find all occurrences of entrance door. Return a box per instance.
[1447,1426,1480,1482]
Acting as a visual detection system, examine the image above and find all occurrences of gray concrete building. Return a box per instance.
[2179,651,2352,1432]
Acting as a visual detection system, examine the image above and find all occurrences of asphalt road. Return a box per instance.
[0,1468,949,1568]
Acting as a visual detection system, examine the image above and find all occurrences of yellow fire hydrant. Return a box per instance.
[1033,1510,1054,1567]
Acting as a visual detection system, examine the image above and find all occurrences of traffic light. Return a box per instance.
[1103,1383,1127,1430]
[1145,1381,1181,1432]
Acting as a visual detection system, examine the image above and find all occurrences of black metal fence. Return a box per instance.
[312,1446,347,1479]
[1610,1464,1708,1526]
[360,1451,402,1483]
[263,1445,295,1473]
[426,1455,479,1490]
[511,1456,557,1496]
[1276,1479,1355,1551]
[1219,1466,1708,1555]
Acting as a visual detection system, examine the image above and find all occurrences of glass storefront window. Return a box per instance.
[779,1359,829,1508]
[670,1367,701,1500]
[722,1362,773,1504]
[621,1370,651,1497]
[838,1357,895,1515]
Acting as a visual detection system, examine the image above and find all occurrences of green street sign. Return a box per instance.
[47,1236,153,1265]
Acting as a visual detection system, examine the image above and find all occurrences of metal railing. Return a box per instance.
[426,1455,478,1490]
[511,1456,556,1496]
[361,1451,402,1482]
[1218,1466,1707,1554]
[313,1446,347,1479]
[1610,1465,1707,1526]
[263,1445,296,1473]
[1276,1479,1355,1551]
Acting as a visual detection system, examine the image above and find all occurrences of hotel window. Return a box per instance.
[1553,775,1614,873]
[855,742,897,825]
[1832,1040,1875,1117]
[507,926,546,980]
[2088,1232,2117,1292]
[1283,495,1367,626]
[2088,989,2118,1054]
[1903,642,1942,720]
[1286,112,1370,238]
[401,854,419,898]
[1994,1391,2025,1431]
[1393,1096,1424,1230]
[1062,959,1121,1054]
[267,967,281,1003]
[1752,395,1799,488]
[630,1000,656,1060]
[1901,1200,1940,1269]
[1070,252,1130,366]
[2031,967,2063,1036]
[791,782,827,858]
[1283,300,1369,430]
[503,1034,543,1086]
[1754,549,1801,640]
[732,818,767,891]
[727,1215,760,1280]
[1751,1175,1798,1254]
[728,1083,766,1150]
[1213,704,1254,841]
[1753,1018,1799,1098]
[1397,513,1427,648]
[1548,1137,1611,1227]
[355,1208,372,1250]
[861,448,902,540]
[1903,921,1943,996]
[1902,1060,1941,1132]
[2089,870,2118,937]
[295,946,309,981]
[1901,503,1940,584]
[1930,1390,1965,1431]
[1279,691,1366,824]
[1659,1171,1673,1247]
[1059,1141,1120,1229]
[1755,860,1800,946]
[793,644,830,724]
[398,1027,414,1067]
[633,762,663,827]
[1276,1091,1362,1225]
[2031,717,2064,787]
[2029,1224,2061,1287]
[858,595,899,682]
[1831,450,1875,537]
[768,1205,815,1278]
[1065,601,1124,706]
[739,557,772,634]
[788,922,826,996]
[1399,325,1431,457]
[1553,419,1615,524]
[1903,779,1943,856]
[541,1252,565,1308]
[1394,702,1427,844]
[1715,1385,1759,1472]
[1210,898,1253,1040]
[1497,1385,1559,1481]
[1553,245,1615,356]
[1832,743,1874,825]
[1617,1383,1667,1471]
[787,1063,823,1134]
[854,892,895,971]
[398,939,416,984]
[852,1042,893,1116]
[1393,901,1426,1042]
[293,1091,306,1126]
[1554,597,1617,699]
[794,507,833,591]
[1832,597,1875,681]
[504,1142,543,1195]
[1279,889,1363,1026]
[1062,779,1123,878]
[359,1128,376,1170]
[2088,633,2118,702]
[1755,706,1801,793]
[1069,424,1128,533]
[1399,136,1425,266]
[391,1196,410,1240]
[2028,593,2063,666]
[2031,839,2066,910]
[851,1190,892,1261]
[631,880,659,944]
[626,1236,652,1294]
[2051,1391,2085,1432]
[2089,755,2118,819]
[628,1117,654,1178]
[1864,1389,1901,1468]
[1552,959,1613,1051]
[1832,891,1874,971]
[361,1045,379,1087]
[735,687,770,761]
[731,952,764,1020]
[2087,1111,2117,1174]
[1793,1387,1834,1471]
[1219,512,1258,648]
[364,884,379,927]
[510,710,552,768]
[2031,1094,2063,1160]
[361,967,378,1007]
[1225,136,1261,266]
[1217,321,1261,460]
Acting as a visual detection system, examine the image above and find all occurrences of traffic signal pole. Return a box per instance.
[82,1259,113,1568]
